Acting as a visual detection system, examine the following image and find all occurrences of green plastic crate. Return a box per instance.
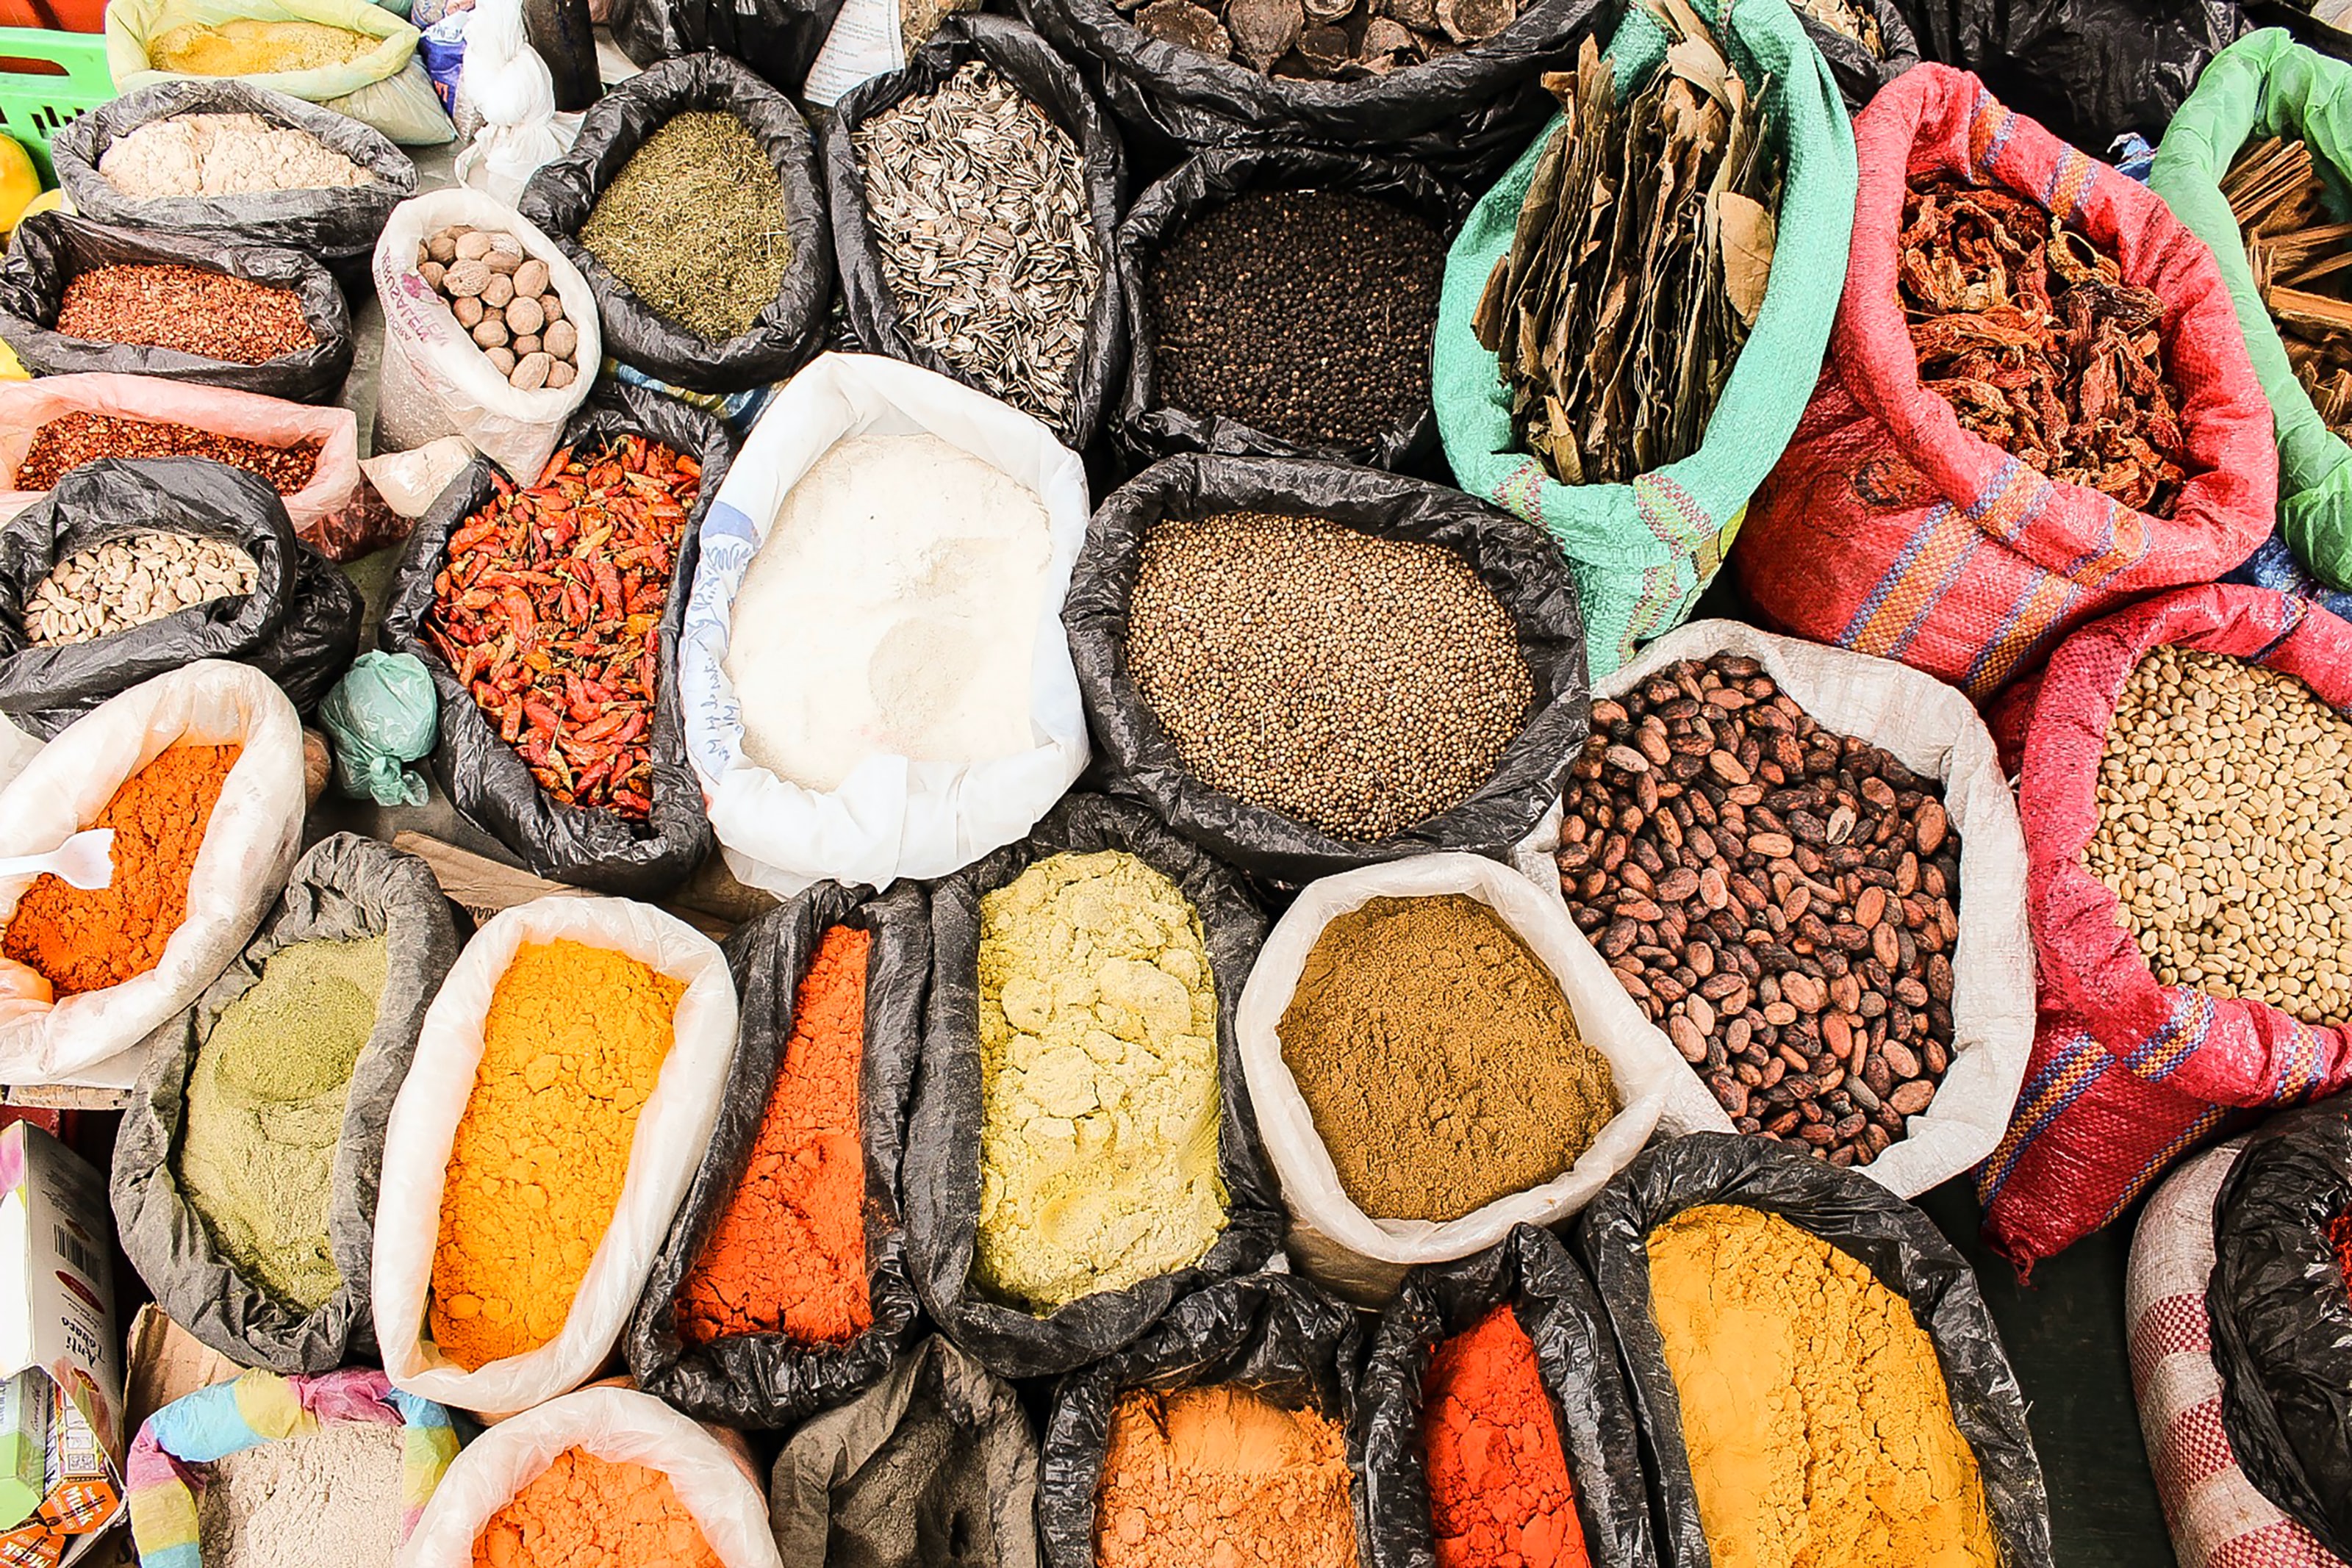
[0,27,110,185]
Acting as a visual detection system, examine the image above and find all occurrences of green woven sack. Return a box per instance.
[2151,28,2352,594]
[1430,0,1856,679]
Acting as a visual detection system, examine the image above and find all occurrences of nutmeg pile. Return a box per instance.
[414,224,580,392]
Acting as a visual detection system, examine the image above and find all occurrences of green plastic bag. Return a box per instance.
[1430,0,1857,680]
[107,0,455,145]
[320,650,437,808]
[2151,29,2352,594]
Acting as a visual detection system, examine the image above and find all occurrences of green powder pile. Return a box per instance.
[176,936,390,1312]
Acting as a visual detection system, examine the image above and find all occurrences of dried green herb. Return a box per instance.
[581,110,794,345]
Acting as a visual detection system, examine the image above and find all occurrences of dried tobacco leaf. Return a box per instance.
[2227,136,2352,440]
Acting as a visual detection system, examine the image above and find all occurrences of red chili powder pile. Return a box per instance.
[673,924,872,1347]
[1094,1384,1357,1567]
[472,1447,722,1568]
[1421,1304,1589,1568]
[2,743,240,996]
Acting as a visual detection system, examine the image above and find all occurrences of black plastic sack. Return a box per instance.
[519,52,831,395]
[50,81,418,267]
[0,213,355,404]
[1357,1224,1657,1568]
[1804,0,1922,112]
[1013,0,1604,179]
[1114,147,1461,471]
[612,0,844,93]
[627,881,931,1429]
[1578,1132,2056,1568]
[905,791,1283,1381]
[2207,1099,2352,1560]
[110,835,459,1374]
[1036,1272,1361,1568]
[772,1334,1042,1568]
[377,382,732,896]
[1064,454,1590,887]
[0,458,362,740]
[1893,0,2244,148]
[825,13,1127,452]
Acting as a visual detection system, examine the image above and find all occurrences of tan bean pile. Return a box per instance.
[26,531,258,645]
[2086,644,2352,1024]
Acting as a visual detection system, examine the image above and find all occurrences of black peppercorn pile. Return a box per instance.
[1125,510,1532,841]
[1144,190,1446,453]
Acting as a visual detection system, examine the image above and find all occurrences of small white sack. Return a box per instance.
[370,187,600,480]
[451,0,576,205]
[0,661,303,1088]
[1524,619,2037,1199]
[1236,852,1677,1301]
[399,1386,783,1568]
[679,353,1091,896]
[373,895,738,1414]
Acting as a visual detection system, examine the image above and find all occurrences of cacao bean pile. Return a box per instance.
[1556,653,1963,1167]
[413,225,579,392]
[1128,0,1516,79]
[2225,136,2352,442]
[25,531,259,646]
[2084,643,2352,1024]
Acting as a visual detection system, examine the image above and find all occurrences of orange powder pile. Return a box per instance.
[472,1447,723,1568]
[430,939,685,1370]
[1093,1385,1357,1568]
[675,924,872,1347]
[2,743,240,996]
[1421,1305,1589,1568]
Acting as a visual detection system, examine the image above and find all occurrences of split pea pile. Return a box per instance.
[1125,511,1532,841]
[26,531,259,646]
[2086,644,2352,1022]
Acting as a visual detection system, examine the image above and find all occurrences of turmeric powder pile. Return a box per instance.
[430,940,685,1370]
[148,18,378,74]
[472,1447,722,1568]
[1645,1204,1999,1568]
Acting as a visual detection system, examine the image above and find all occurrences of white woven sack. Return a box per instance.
[399,1386,782,1568]
[2127,1143,2348,1568]
[1236,851,1676,1301]
[0,661,303,1088]
[679,352,1090,896]
[373,895,736,1414]
[1517,618,2036,1198]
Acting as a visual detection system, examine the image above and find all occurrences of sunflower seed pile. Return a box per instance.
[853,60,1099,428]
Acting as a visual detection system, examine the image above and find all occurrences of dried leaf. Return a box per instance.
[1718,191,1774,323]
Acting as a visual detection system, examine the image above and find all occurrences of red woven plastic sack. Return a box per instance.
[1977,583,2352,1275]
[1735,64,2276,705]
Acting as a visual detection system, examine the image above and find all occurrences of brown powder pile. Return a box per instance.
[1276,893,1618,1222]
[1091,1385,1355,1568]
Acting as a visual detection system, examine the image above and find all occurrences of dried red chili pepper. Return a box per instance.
[15,412,323,495]
[424,435,700,821]
[1901,173,2189,516]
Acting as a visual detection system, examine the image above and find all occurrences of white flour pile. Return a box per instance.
[99,112,373,198]
[724,431,1053,791]
[196,1420,406,1568]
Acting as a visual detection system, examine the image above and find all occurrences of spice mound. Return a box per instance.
[198,1419,408,1568]
[1146,189,1444,452]
[675,924,873,1348]
[16,411,323,496]
[2084,643,2352,1023]
[1475,24,1776,486]
[3,743,240,997]
[413,226,579,392]
[1558,653,1964,1165]
[581,111,794,347]
[25,531,259,647]
[179,935,390,1312]
[1422,1305,1588,1568]
[429,939,684,1370]
[98,112,374,198]
[2227,136,2352,441]
[473,1447,722,1568]
[1125,510,1532,841]
[827,1375,998,1567]
[148,18,379,74]
[1130,0,1514,79]
[1901,173,2188,514]
[426,434,699,821]
[723,431,1051,794]
[975,850,1227,1313]
[1277,893,1616,1223]
[854,60,1098,428]
[1646,1204,2000,1568]
[55,264,313,365]
[1093,1385,1356,1568]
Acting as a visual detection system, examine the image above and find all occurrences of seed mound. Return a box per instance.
[1124,509,1531,841]
[16,412,322,495]
[581,110,795,347]
[26,531,259,647]
[2085,644,2352,1024]
[55,264,312,364]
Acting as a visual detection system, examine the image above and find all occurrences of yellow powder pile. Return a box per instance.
[1645,1204,2000,1568]
[149,18,379,74]
[1092,1385,1357,1568]
[974,851,1227,1313]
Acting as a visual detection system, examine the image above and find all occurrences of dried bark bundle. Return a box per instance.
[2226,135,2352,440]
[1127,0,1511,79]
[1471,0,1776,488]
[1901,173,2190,517]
